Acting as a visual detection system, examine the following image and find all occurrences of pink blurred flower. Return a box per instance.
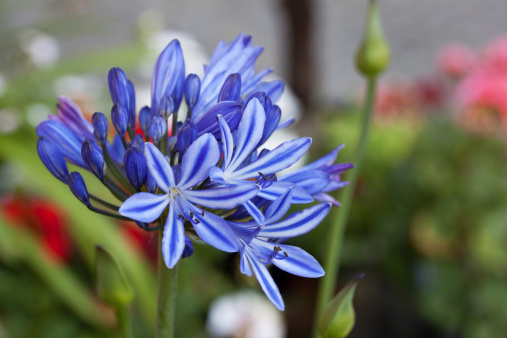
[436,44,476,79]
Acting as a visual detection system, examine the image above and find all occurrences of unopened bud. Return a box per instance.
[92,112,109,145]
[184,74,201,111]
[37,137,69,184]
[68,172,91,207]
[355,0,390,78]
[218,73,241,102]
[124,147,147,191]
[318,274,363,338]
[81,138,105,180]
[149,116,167,144]
[111,104,128,136]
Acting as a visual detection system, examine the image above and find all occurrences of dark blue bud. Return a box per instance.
[111,104,128,136]
[159,95,174,119]
[92,112,109,145]
[182,237,194,258]
[218,73,242,102]
[123,147,147,191]
[176,119,198,155]
[81,138,105,180]
[149,116,167,144]
[129,134,145,152]
[245,91,266,108]
[127,80,136,129]
[184,74,201,110]
[135,221,149,230]
[108,68,130,112]
[37,137,69,184]
[138,106,151,137]
[146,170,157,193]
[68,172,91,207]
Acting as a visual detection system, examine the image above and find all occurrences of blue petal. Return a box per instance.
[246,250,284,311]
[185,202,239,253]
[36,120,86,167]
[264,187,294,223]
[178,133,220,190]
[229,137,312,180]
[151,40,185,116]
[254,240,324,278]
[259,105,281,146]
[280,170,330,195]
[55,96,93,137]
[218,73,241,102]
[226,98,265,173]
[314,192,341,207]
[258,181,313,204]
[242,200,265,225]
[145,143,175,192]
[119,193,169,223]
[251,80,284,102]
[217,115,233,169]
[301,145,344,171]
[258,203,331,238]
[162,200,186,268]
[239,246,252,277]
[182,184,259,209]
[194,101,243,137]
[209,166,228,185]
[276,118,295,130]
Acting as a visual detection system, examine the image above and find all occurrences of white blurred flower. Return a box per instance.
[20,30,60,69]
[0,108,21,134]
[207,290,286,338]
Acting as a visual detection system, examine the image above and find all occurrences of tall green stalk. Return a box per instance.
[313,79,377,337]
[117,306,133,338]
[156,229,179,338]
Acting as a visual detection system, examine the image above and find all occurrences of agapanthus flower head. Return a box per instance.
[35,33,352,310]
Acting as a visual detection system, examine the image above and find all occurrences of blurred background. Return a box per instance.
[1,0,507,337]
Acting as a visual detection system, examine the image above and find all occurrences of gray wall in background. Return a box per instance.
[2,0,507,104]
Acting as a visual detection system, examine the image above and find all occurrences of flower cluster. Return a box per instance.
[36,33,352,310]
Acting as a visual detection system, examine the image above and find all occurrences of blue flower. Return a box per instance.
[119,135,259,268]
[228,188,331,310]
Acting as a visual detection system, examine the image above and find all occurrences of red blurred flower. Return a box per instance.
[1,194,73,263]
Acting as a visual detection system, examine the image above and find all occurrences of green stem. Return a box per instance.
[313,78,377,337]
[116,306,133,338]
[156,229,178,338]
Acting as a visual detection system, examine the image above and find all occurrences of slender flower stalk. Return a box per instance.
[314,1,390,336]
[156,229,178,338]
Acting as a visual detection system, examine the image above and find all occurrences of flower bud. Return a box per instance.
[130,134,145,152]
[127,80,136,129]
[218,73,241,102]
[92,112,109,145]
[146,170,158,193]
[318,274,363,338]
[81,138,105,180]
[138,106,151,137]
[37,137,69,184]
[68,172,91,207]
[176,119,198,155]
[108,68,130,111]
[94,245,134,308]
[355,0,390,78]
[123,147,147,191]
[149,116,167,144]
[159,95,174,119]
[182,237,194,259]
[111,104,128,136]
[184,74,201,111]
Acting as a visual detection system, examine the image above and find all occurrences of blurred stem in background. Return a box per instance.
[313,0,390,336]
[156,229,178,338]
